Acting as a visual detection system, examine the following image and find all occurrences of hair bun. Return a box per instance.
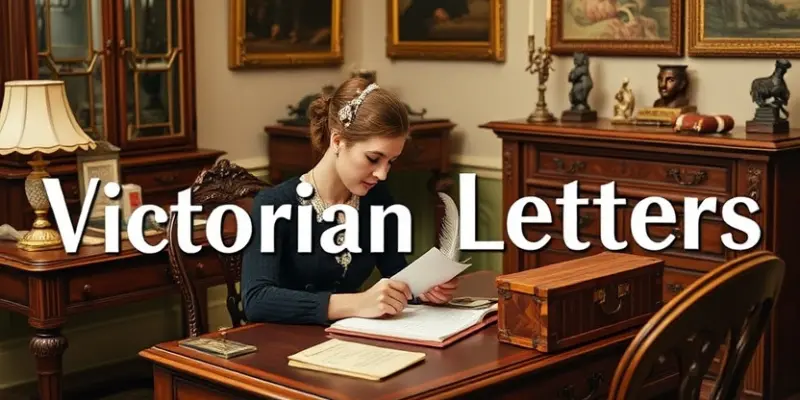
[308,94,333,152]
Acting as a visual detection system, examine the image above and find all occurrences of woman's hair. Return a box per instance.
[308,77,410,152]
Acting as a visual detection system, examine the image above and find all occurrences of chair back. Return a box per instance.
[166,159,269,337]
[608,251,785,400]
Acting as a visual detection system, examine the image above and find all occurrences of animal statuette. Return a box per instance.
[561,52,597,122]
[613,78,635,121]
[746,59,792,134]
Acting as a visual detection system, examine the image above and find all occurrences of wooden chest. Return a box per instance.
[495,252,664,352]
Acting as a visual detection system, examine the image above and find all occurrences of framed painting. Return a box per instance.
[386,0,505,62]
[548,0,683,56]
[228,0,343,69]
[688,0,800,56]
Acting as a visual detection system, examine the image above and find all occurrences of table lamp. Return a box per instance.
[0,80,97,251]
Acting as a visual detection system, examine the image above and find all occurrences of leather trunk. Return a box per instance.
[496,252,664,352]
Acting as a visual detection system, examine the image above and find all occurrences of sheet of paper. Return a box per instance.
[288,339,425,380]
[391,247,471,296]
[331,304,498,342]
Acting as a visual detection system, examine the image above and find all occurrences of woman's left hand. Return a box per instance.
[419,278,459,304]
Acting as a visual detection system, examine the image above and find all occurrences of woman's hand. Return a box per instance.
[419,278,459,304]
[354,278,413,318]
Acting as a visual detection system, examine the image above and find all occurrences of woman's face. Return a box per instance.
[333,134,407,196]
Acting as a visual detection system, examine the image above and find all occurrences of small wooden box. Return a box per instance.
[496,252,664,352]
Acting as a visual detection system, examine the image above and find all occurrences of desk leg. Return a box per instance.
[29,329,68,400]
[429,171,454,247]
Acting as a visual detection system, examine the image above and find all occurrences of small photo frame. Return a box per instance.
[76,141,122,220]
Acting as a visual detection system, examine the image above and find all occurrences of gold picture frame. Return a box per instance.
[688,0,800,57]
[386,0,505,62]
[549,0,683,57]
[228,0,343,69]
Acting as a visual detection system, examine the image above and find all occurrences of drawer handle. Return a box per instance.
[82,284,92,299]
[557,211,592,228]
[667,168,708,186]
[593,283,629,315]
[155,175,177,184]
[553,158,585,174]
[559,372,603,400]
[667,283,685,294]
[672,227,683,240]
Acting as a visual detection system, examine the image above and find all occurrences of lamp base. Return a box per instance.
[17,227,62,251]
[18,153,63,252]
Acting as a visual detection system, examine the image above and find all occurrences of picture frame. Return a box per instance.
[386,0,505,62]
[548,0,683,57]
[76,141,122,220]
[228,0,343,69]
[688,0,800,57]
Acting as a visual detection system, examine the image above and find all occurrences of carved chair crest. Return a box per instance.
[166,159,269,337]
[608,251,785,400]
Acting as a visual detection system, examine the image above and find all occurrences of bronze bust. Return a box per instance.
[653,65,692,109]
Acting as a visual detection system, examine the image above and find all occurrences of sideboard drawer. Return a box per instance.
[67,261,173,308]
[532,149,732,196]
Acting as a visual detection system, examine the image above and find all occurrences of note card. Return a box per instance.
[287,339,425,381]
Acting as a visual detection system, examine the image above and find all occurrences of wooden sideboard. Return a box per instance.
[481,118,800,400]
[264,119,456,241]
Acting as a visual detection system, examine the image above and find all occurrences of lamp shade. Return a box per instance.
[0,80,96,156]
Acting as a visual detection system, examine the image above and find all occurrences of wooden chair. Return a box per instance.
[608,251,786,400]
[165,159,270,337]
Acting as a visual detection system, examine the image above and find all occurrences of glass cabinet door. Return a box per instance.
[35,0,112,142]
[119,0,187,146]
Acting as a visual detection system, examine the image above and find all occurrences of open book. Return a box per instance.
[288,339,425,381]
[325,303,498,348]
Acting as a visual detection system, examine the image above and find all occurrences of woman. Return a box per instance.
[242,78,458,325]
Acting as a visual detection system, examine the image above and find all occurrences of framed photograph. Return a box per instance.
[387,0,505,62]
[76,141,122,220]
[228,0,343,69]
[548,0,683,57]
[688,0,800,57]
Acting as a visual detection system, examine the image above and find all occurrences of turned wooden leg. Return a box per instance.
[428,171,455,247]
[29,329,68,400]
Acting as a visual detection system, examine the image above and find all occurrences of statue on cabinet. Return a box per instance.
[279,85,336,126]
[561,52,597,122]
[612,78,635,122]
[652,64,695,112]
[746,59,792,134]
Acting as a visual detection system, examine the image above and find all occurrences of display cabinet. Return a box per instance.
[0,0,224,229]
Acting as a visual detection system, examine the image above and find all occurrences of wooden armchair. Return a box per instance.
[165,159,270,337]
[608,251,786,400]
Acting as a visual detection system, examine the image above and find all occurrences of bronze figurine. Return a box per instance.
[562,52,597,122]
[612,78,635,122]
[746,59,792,134]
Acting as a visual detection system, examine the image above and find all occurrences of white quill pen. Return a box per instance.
[437,192,463,263]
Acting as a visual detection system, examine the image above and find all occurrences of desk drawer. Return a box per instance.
[532,149,732,196]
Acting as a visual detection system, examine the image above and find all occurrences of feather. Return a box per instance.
[437,192,461,262]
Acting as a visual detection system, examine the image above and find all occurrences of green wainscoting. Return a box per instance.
[0,164,503,389]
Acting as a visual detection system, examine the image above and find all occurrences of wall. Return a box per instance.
[4,0,796,390]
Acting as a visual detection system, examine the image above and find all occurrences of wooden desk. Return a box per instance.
[140,323,677,399]
[0,229,225,400]
[264,119,456,240]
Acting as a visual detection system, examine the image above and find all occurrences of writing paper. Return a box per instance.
[390,247,471,296]
[287,339,425,380]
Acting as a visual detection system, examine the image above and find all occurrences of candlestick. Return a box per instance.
[524,34,555,123]
[529,0,535,35]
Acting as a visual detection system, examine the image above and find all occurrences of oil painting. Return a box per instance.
[549,0,683,56]
[688,0,800,56]
[228,0,343,68]
[387,0,505,61]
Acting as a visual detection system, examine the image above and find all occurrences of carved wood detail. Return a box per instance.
[747,167,762,201]
[166,159,269,337]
